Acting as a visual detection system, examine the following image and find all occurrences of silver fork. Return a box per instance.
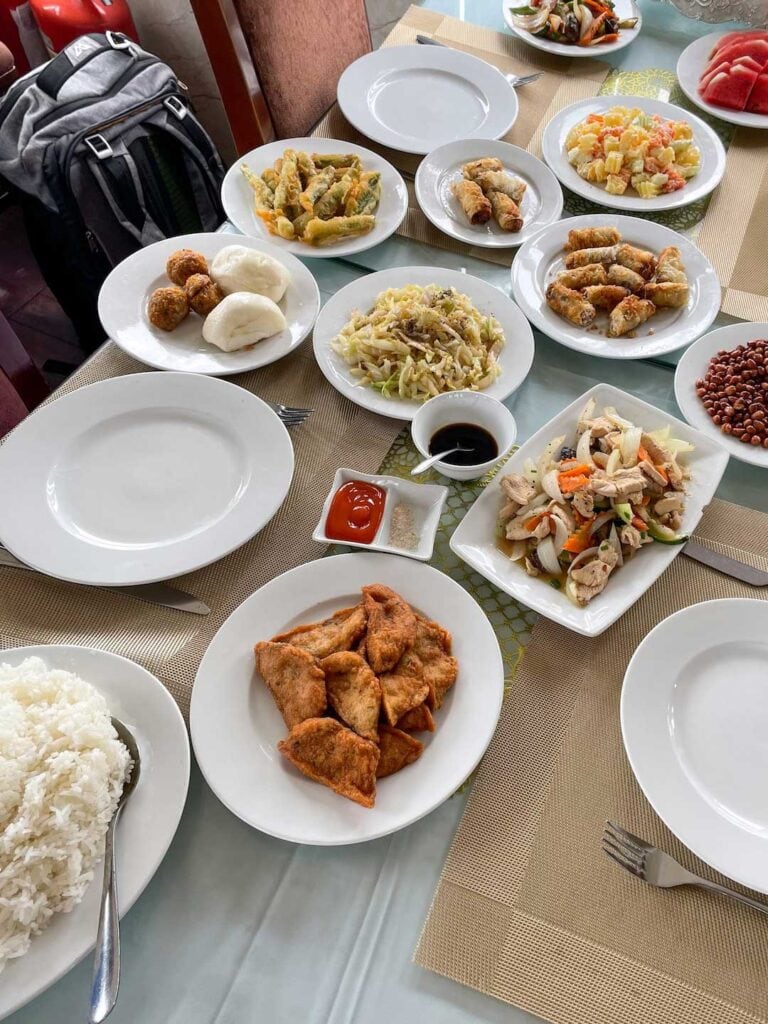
[415,34,543,87]
[602,821,768,916]
[265,400,312,427]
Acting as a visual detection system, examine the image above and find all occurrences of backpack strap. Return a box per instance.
[85,138,164,245]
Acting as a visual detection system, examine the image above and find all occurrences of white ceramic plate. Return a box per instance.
[511,213,720,360]
[0,373,294,586]
[190,552,504,845]
[98,232,320,376]
[220,137,408,257]
[313,266,535,421]
[449,383,729,637]
[337,45,518,155]
[502,0,641,56]
[415,139,564,249]
[677,32,768,130]
[674,322,768,469]
[622,599,768,893]
[541,95,727,211]
[0,644,189,1020]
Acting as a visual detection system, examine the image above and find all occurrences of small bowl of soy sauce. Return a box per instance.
[411,392,517,481]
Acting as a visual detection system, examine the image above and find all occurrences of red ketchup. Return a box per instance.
[325,480,386,544]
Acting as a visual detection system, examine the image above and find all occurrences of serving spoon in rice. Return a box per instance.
[88,719,141,1024]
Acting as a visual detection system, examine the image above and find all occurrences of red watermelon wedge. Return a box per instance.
[702,65,760,111]
[704,39,768,74]
[747,71,768,114]
[699,59,730,93]
[710,30,768,59]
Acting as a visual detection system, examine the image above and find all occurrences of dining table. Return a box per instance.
[7,1,768,1022]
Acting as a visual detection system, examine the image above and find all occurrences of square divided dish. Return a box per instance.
[450,384,730,636]
[313,468,448,561]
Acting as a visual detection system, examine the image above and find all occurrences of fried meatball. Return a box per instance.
[165,248,208,286]
[185,273,224,317]
[147,286,189,331]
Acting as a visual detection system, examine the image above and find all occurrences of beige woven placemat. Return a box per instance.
[0,343,402,719]
[313,6,610,268]
[416,497,768,1024]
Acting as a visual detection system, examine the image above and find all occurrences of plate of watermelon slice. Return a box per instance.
[677,30,768,129]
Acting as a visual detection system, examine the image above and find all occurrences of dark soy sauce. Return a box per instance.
[429,423,499,466]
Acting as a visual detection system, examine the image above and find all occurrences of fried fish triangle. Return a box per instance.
[322,651,381,741]
[362,583,417,673]
[379,649,429,726]
[376,726,423,778]
[278,718,379,808]
[271,603,367,658]
[413,615,458,710]
[397,701,435,734]
[254,641,326,729]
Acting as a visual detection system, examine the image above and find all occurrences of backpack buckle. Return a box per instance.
[164,95,187,120]
[106,31,132,51]
[85,134,113,159]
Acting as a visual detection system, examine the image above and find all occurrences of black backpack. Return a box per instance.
[0,31,226,352]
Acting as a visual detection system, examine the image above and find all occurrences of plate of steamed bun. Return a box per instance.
[98,232,321,375]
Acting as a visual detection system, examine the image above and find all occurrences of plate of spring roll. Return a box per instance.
[510,215,720,359]
[221,137,409,258]
[415,140,564,248]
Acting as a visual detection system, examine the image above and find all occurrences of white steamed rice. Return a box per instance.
[0,656,130,971]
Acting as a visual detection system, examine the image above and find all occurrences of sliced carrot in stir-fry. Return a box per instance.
[631,516,649,531]
[524,514,544,531]
[559,473,591,493]
[563,524,593,554]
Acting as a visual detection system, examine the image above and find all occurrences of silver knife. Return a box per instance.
[416,34,443,45]
[683,538,768,587]
[0,547,210,614]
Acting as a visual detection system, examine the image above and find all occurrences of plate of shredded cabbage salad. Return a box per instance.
[502,0,640,56]
[312,266,535,420]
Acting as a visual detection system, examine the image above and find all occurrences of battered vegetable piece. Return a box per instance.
[299,166,334,212]
[546,280,596,327]
[397,702,435,733]
[462,157,503,179]
[311,153,361,169]
[643,281,689,308]
[556,264,607,290]
[273,157,301,220]
[346,172,381,216]
[303,215,375,246]
[272,604,367,659]
[582,284,630,311]
[564,226,621,252]
[564,245,619,269]
[488,190,523,232]
[412,615,458,710]
[262,167,279,191]
[379,650,429,725]
[472,170,526,204]
[295,150,316,184]
[293,210,313,236]
[254,641,327,730]
[321,651,381,742]
[606,263,646,293]
[147,286,188,331]
[615,243,657,280]
[274,215,296,240]
[313,174,356,220]
[166,248,208,286]
[278,718,379,808]
[607,295,656,337]
[184,273,223,316]
[655,246,687,285]
[240,164,273,210]
[376,726,423,778]
[362,583,417,673]
[451,178,492,225]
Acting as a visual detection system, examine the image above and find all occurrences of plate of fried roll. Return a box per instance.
[221,137,409,258]
[511,215,720,359]
[415,140,563,248]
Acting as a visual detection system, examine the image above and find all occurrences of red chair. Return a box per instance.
[0,312,49,436]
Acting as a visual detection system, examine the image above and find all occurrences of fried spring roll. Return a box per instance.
[488,190,523,232]
[462,157,503,179]
[583,285,630,311]
[346,172,381,216]
[241,164,274,210]
[473,170,527,204]
[262,167,279,191]
[299,166,335,212]
[451,179,492,225]
[564,245,620,269]
[295,150,316,185]
[546,281,596,327]
[606,263,646,293]
[273,158,301,220]
[564,226,621,252]
[607,295,656,337]
[655,245,687,284]
[643,282,689,308]
[314,172,357,219]
[556,263,607,289]
[615,243,657,280]
[311,153,361,169]
[303,214,375,246]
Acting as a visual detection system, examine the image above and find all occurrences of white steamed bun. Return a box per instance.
[202,292,286,352]
[210,245,290,303]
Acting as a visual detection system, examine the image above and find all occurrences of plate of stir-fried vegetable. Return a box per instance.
[502,0,640,56]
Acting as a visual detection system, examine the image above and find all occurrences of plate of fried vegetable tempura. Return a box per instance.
[221,137,409,258]
[190,552,503,845]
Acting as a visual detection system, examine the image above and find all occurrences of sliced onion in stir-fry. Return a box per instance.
[577,397,596,432]
[507,539,528,561]
[608,524,624,567]
[576,427,593,466]
[589,510,614,536]
[551,513,569,555]
[620,426,642,467]
[542,468,564,503]
[567,545,599,574]
[536,535,562,576]
[523,457,538,483]
[515,491,550,520]
[606,448,622,476]
[511,0,556,32]
[604,406,633,430]
[537,433,566,483]
[578,5,593,39]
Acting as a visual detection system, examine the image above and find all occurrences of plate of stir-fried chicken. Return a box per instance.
[450,384,729,636]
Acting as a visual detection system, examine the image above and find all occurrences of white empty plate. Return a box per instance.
[674,321,768,469]
[99,232,321,376]
[0,373,294,586]
[502,0,641,57]
[415,139,563,249]
[220,137,408,257]
[541,95,727,212]
[622,599,768,894]
[511,213,721,360]
[0,644,189,1019]
[337,45,518,155]
[190,552,504,845]
[677,32,768,130]
[312,265,535,421]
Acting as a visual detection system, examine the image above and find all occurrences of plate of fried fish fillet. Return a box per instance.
[190,552,504,845]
